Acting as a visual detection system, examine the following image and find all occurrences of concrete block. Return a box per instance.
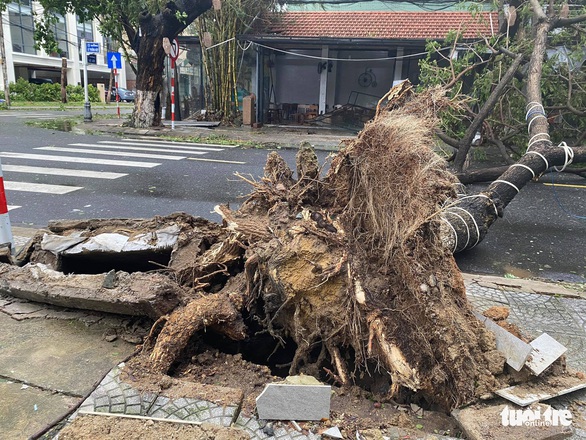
[256,383,331,421]
[527,333,567,376]
[474,312,532,371]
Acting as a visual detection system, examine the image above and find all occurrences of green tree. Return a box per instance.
[33,0,213,127]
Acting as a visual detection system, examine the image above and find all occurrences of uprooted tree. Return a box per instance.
[138,1,585,410]
[8,0,584,414]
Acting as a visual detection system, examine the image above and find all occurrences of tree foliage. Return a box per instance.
[418,0,586,174]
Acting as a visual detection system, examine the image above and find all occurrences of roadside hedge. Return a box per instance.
[8,78,100,102]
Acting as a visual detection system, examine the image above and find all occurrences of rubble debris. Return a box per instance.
[0,243,12,264]
[474,311,532,371]
[256,376,331,421]
[526,333,568,376]
[322,426,343,438]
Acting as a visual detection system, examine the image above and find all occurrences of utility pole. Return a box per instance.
[81,38,92,122]
[0,11,11,107]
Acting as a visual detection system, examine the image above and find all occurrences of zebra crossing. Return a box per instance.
[1,137,241,211]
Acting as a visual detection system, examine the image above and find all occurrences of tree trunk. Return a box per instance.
[129,0,212,128]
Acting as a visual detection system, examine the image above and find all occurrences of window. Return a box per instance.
[8,0,36,55]
[51,14,69,58]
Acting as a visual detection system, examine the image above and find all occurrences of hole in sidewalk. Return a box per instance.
[199,330,298,378]
[60,249,172,274]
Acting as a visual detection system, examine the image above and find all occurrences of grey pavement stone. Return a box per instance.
[256,383,331,421]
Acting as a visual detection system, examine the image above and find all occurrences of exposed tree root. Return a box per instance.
[147,291,247,374]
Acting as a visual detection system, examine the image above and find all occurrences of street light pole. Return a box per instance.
[81,38,92,122]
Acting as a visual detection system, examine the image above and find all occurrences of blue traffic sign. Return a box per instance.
[86,42,100,53]
[107,52,122,69]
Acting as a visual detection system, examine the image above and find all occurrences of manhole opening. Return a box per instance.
[61,249,172,275]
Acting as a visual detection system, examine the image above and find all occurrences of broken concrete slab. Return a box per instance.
[41,232,86,253]
[256,380,331,421]
[495,374,586,406]
[452,403,573,440]
[527,333,568,376]
[59,413,250,439]
[0,263,183,318]
[474,311,533,371]
[60,225,181,255]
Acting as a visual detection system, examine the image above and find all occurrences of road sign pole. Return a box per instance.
[82,38,92,122]
[114,67,120,119]
[171,58,175,130]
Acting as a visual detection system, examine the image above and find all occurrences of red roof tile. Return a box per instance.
[263,11,498,40]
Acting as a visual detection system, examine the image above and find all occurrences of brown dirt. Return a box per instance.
[58,414,249,440]
[483,306,510,321]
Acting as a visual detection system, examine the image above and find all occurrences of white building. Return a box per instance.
[1,0,129,90]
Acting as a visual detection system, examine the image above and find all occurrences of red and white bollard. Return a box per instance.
[171,58,175,130]
[0,158,14,253]
[114,67,120,119]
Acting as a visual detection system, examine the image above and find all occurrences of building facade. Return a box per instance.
[1,0,129,91]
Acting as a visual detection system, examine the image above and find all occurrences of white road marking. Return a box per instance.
[70,142,208,155]
[131,137,239,148]
[35,146,185,161]
[7,205,22,211]
[2,164,127,179]
[101,140,223,152]
[0,152,160,168]
[4,181,83,194]
[186,157,246,165]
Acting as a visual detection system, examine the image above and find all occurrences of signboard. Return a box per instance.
[107,52,122,69]
[87,54,97,64]
[86,42,100,53]
[169,38,179,61]
[162,37,171,55]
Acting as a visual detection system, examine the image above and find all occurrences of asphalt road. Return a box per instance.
[1,109,585,283]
